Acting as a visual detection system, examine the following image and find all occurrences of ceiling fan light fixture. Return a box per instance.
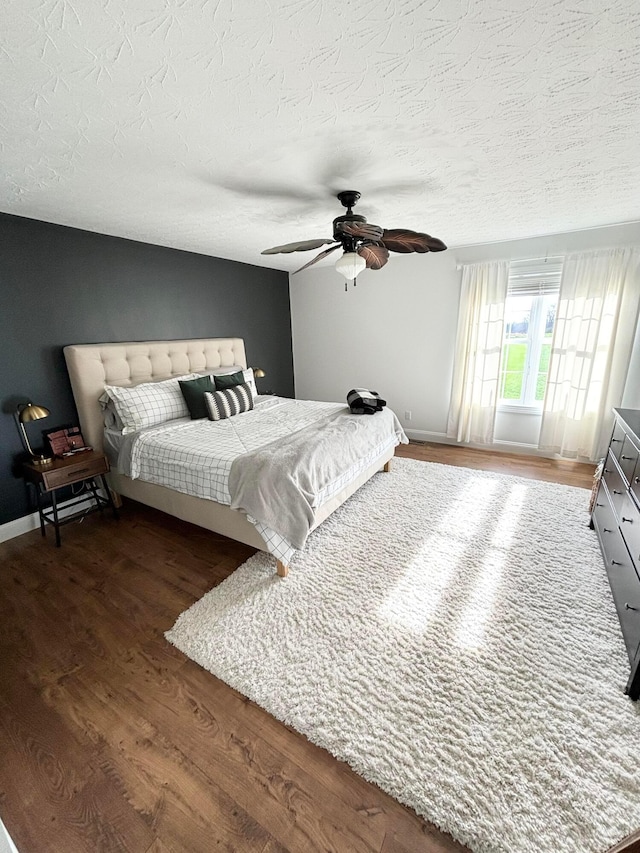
[335,251,366,282]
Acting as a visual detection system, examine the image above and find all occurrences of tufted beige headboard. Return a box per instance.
[64,338,247,453]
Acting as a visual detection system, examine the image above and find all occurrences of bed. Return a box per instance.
[64,338,406,576]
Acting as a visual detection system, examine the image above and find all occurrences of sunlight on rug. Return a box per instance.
[165,457,640,853]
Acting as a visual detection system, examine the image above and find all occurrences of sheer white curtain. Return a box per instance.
[538,247,640,461]
[447,260,510,444]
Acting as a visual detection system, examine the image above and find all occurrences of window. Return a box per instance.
[499,259,562,411]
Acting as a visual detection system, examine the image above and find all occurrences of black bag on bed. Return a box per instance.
[347,388,386,415]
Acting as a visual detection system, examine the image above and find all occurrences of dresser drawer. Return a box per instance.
[619,434,640,484]
[593,487,622,558]
[594,491,640,661]
[609,420,627,461]
[618,492,640,569]
[608,551,640,663]
[596,410,640,695]
[602,452,627,519]
[631,459,640,508]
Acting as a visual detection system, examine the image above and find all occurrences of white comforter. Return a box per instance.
[115,395,407,562]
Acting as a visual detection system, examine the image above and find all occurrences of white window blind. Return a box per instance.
[507,258,563,296]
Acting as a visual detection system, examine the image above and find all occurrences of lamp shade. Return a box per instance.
[18,403,50,423]
[335,251,366,282]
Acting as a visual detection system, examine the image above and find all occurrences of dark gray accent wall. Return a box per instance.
[0,212,293,526]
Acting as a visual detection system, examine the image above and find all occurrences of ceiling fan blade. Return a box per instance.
[358,244,389,270]
[261,238,335,255]
[381,229,448,253]
[214,177,326,202]
[339,222,384,242]
[292,243,341,274]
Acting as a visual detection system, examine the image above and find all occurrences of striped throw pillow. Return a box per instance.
[204,382,254,421]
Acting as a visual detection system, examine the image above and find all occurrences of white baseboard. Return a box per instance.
[403,429,578,460]
[489,439,550,457]
[0,494,99,544]
[404,428,449,442]
[0,818,20,853]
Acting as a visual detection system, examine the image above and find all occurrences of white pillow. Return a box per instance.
[98,391,125,431]
[103,374,198,434]
[207,366,258,399]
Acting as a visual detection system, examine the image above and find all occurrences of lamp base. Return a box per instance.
[30,454,53,467]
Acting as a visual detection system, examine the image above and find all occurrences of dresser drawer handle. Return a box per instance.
[622,517,634,523]
[613,490,623,494]
[625,603,639,611]
[69,467,91,476]
[604,468,611,473]
[611,559,623,566]
[622,455,635,461]
[635,477,640,484]
[603,527,613,532]
[596,502,605,507]
[612,438,622,442]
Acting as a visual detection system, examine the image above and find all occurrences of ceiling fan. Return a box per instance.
[261,190,447,287]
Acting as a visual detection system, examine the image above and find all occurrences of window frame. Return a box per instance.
[498,260,562,415]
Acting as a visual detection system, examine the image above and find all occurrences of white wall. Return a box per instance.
[291,221,640,452]
[622,313,640,410]
[291,250,460,438]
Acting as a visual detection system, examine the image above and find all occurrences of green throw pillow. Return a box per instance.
[179,375,215,419]
[214,370,245,391]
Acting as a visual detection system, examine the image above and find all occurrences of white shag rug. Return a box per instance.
[166,457,640,853]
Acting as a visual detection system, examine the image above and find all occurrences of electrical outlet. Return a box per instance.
[404,410,412,421]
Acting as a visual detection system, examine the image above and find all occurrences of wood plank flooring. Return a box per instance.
[0,443,627,853]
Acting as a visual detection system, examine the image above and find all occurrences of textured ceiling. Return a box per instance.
[2,0,640,272]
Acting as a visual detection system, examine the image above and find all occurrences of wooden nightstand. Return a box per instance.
[22,451,119,546]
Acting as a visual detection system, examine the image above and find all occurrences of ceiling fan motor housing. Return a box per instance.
[333,214,367,248]
[334,190,367,249]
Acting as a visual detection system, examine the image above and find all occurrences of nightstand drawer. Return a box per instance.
[40,455,109,490]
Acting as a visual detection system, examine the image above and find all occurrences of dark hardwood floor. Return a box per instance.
[0,442,630,853]
[394,440,595,488]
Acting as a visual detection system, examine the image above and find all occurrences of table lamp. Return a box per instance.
[16,402,53,466]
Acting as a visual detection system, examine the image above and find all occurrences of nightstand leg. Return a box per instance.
[86,477,104,515]
[100,475,119,520]
[50,488,61,547]
[35,485,45,538]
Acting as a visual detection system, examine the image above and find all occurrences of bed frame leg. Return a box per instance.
[110,489,123,509]
[383,460,392,473]
[276,560,289,578]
